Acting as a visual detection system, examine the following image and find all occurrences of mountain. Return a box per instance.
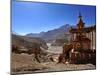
[12,31,19,35]
[12,34,48,51]
[26,24,71,42]
[26,32,45,37]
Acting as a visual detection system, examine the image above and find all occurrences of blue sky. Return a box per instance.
[12,0,96,35]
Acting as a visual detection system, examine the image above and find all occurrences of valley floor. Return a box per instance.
[11,43,96,74]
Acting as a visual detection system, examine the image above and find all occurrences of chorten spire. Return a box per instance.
[79,12,82,19]
[77,12,85,29]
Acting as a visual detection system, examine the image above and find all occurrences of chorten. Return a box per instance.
[70,13,92,50]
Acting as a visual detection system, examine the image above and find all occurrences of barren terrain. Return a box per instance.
[11,43,96,74]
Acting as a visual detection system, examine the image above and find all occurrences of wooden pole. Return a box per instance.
[90,32,92,49]
[70,33,73,43]
[92,31,93,50]
[94,31,95,50]
[72,34,74,41]
[91,32,93,50]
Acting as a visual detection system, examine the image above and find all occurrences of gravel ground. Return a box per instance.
[11,43,96,74]
[11,53,95,74]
